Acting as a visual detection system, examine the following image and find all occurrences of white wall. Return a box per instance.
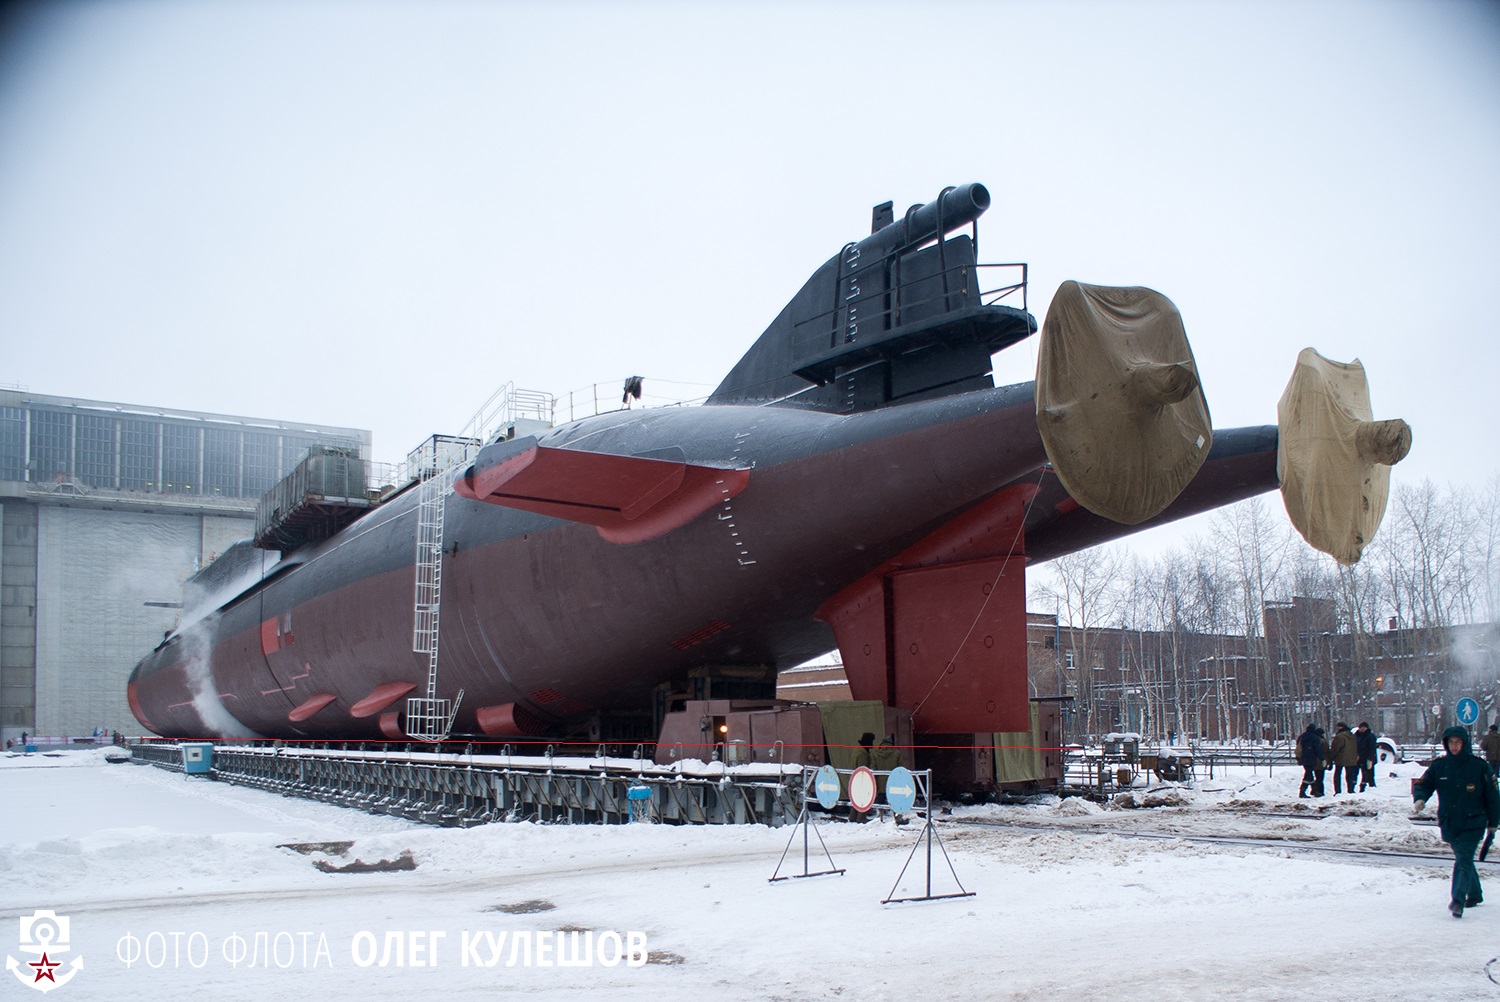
[34,507,252,736]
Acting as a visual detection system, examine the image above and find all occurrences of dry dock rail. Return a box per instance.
[129,740,805,827]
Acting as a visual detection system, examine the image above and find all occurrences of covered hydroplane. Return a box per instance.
[127,183,1411,743]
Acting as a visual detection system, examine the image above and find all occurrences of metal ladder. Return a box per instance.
[405,382,553,742]
[408,462,462,742]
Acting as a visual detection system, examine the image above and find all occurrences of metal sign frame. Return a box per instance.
[882,768,976,905]
[769,766,847,882]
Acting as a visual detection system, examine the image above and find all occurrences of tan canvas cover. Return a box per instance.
[1036,282,1213,524]
[818,700,888,772]
[1277,348,1411,565]
[993,703,1044,784]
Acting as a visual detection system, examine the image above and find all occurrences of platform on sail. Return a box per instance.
[254,445,376,553]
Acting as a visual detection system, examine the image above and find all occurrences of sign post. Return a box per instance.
[769,765,847,883]
[882,767,976,905]
[1458,698,1480,727]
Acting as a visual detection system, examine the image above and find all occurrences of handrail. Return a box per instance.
[791,261,1030,358]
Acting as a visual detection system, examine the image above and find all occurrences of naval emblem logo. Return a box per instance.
[5,910,84,993]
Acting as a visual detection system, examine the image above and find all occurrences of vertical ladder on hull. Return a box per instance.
[405,381,553,742]
[407,465,463,742]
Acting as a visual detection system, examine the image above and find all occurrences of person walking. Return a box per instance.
[1481,725,1500,772]
[1355,721,1378,791]
[1296,722,1322,798]
[1328,722,1359,794]
[1413,725,1500,918]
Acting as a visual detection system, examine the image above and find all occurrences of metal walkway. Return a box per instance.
[130,742,806,827]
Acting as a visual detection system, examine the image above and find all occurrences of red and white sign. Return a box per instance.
[848,766,877,813]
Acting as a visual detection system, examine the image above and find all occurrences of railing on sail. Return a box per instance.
[406,382,554,741]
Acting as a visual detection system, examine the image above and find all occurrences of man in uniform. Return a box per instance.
[1354,721,1378,791]
[1297,722,1323,798]
[1413,725,1500,917]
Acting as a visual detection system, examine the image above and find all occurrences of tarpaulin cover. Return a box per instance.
[993,703,1044,784]
[1036,281,1213,525]
[1277,348,1411,565]
[819,700,888,773]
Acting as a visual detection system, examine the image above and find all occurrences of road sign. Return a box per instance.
[1458,698,1480,726]
[885,766,917,814]
[813,764,841,809]
[848,766,877,813]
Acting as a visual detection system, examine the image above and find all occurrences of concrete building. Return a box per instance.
[0,389,368,744]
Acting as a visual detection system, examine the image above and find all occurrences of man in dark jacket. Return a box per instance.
[1413,725,1500,917]
[1296,722,1323,798]
[1314,727,1329,796]
[1354,722,1378,791]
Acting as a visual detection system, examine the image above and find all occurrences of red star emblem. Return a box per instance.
[29,952,60,983]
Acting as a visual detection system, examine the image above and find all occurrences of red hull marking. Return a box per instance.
[669,619,731,650]
[259,619,278,656]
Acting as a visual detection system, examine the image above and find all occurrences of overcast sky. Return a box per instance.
[2,0,1497,545]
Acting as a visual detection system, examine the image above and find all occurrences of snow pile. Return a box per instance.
[1056,795,1104,816]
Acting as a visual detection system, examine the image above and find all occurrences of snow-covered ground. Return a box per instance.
[1,748,1496,1001]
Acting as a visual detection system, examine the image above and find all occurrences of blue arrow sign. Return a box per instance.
[813,764,841,809]
[885,766,917,814]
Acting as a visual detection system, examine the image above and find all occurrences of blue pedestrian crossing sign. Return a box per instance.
[1457,698,1480,726]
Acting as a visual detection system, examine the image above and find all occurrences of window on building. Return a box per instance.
[119,419,157,490]
[75,414,115,489]
[202,428,239,496]
[0,407,25,481]
[243,432,279,497]
[29,409,71,481]
[161,422,199,494]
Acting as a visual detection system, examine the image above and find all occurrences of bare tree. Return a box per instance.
[1210,497,1292,738]
[1384,480,1465,630]
[1030,471,1499,746]
[1032,544,1124,738]
[1188,535,1240,740]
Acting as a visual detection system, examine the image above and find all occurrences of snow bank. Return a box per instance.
[0,749,1490,1002]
